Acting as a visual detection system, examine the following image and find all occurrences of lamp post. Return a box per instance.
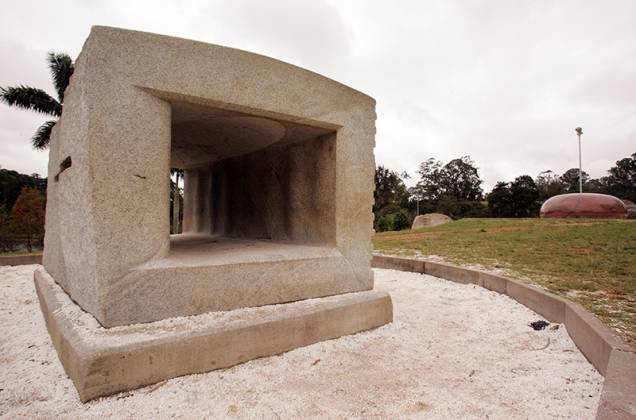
[575,127,583,194]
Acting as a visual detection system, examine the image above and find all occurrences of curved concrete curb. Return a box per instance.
[0,254,42,266]
[372,254,636,420]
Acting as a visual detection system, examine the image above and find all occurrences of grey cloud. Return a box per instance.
[205,0,352,75]
[1,0,634,190]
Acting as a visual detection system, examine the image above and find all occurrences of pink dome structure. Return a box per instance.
[540,193,628,219]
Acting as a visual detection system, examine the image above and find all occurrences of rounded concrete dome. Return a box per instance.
[540,193,628,219]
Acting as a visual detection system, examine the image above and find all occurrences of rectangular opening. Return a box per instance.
[167,101,337,266]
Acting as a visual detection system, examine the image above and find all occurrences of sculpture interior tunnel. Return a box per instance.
[168,101,339,256]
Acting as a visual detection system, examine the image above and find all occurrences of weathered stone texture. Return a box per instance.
[540,193,628,219]
[42,26,379,327]
[411,213,452,229]
[37,26,391,401]
[35,267,393,402]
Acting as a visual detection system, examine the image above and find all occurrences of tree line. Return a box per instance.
[0,169,47,252]
[375,152,636,231]
[0,52,71,254]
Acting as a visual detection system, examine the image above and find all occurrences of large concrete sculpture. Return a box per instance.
[35,26,392,401]
[540,193,628,219]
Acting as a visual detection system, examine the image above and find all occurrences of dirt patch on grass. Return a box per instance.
[481,226,531,234]
[481,222,597,235]
[550,222,599,227]
[375,231,446,242]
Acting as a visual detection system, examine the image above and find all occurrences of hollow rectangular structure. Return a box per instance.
[41,26,379,328]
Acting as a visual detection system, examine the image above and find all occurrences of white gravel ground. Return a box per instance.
[0,265,603,419]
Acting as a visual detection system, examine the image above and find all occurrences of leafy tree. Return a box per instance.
[9,187,45,252]
[412,156,483,203]
[510,175,540,217]
[560,168,590,193]
[411,156,483,218]
[436,196,486,218]
[604,152,636,201]
[170,169,184,234]
[0,52,74,149]
[487,182,514,217]
[377,216,392,232]
[442,157,483,201]
[535,170,564,201]
[392,210,411,231]
[410,158,443,202]
[374,166,409,213]
[487,176,539,218]
[0,168,47,211]
[0,204,18,252]
[584,178,606,193]
[374,166,411,230]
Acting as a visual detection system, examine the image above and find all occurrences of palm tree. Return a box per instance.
[0,52,74,149]
[170,168,184,234]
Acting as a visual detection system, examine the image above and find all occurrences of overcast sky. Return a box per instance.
[1,0,634,190]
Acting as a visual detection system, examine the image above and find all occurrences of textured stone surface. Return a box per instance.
[34,267,393,402]
[411,213,452,229]
[42,26,378,327]
[182,132,336,244]
[564,302,631,375]
[105,237,368,326]
[478,271,508,294]
[505,279,567,323]
[540,193,628,218]
[424,261,480,285]
[372,254,424,273]
[597,349,636,419]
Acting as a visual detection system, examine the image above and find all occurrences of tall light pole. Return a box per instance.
[575,127,583,194]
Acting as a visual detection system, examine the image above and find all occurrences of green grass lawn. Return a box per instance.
[374,218,636,346]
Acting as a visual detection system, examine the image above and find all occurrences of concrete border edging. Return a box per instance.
[372,255,424,273]
[371,254,636,420]
[0,254,42,266]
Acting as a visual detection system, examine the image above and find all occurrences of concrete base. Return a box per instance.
[97,235,372,327]
[0,254,42,266]
[34,267,392,402]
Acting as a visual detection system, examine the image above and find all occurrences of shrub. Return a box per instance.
[392,210,411,231]
[377,216,393,232]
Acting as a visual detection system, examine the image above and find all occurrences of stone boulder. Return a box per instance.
[411,213,452,229]
[540,193,627,219]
